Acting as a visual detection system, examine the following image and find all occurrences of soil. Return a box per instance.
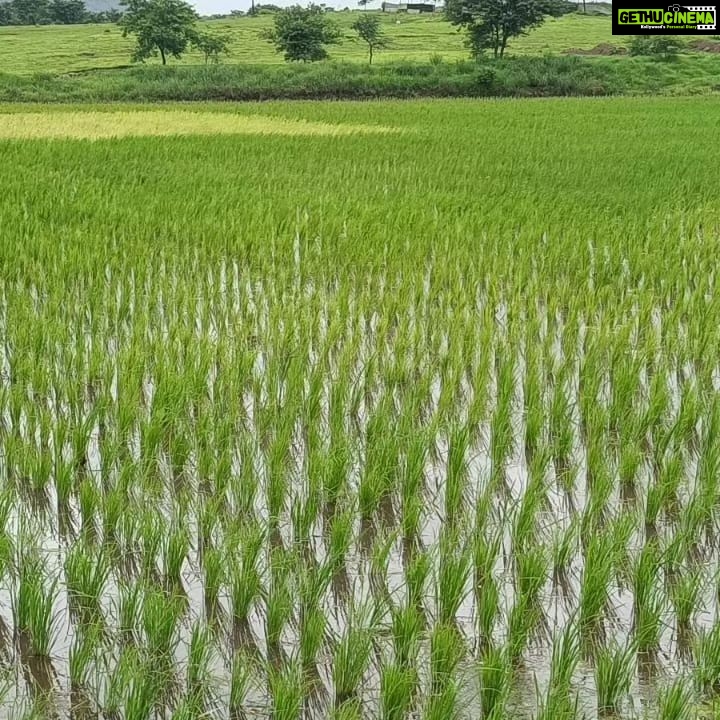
[688,39,720,53]
[563,43,628,56]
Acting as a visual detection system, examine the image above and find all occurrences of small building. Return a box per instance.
[382,1,436,11]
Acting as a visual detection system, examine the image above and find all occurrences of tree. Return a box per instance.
[445,0,573,58]
[8,0,51,25]
[49,0,88,24]
[119,0,198,65]
[193,29,231,63]
[266,4,341,62]
[357,0,368,8]
[352,13,387,64]
[0,3,13,24]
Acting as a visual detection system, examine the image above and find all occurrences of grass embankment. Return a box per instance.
[1,54,719,102]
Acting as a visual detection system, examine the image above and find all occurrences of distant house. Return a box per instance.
[381,1,437,12]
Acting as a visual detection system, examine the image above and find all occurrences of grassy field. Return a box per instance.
[0,12,620,74]
[1,96,720,719]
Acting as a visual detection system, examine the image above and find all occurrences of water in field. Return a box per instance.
[0,98,719,720]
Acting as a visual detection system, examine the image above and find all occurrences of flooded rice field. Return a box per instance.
[1,98,720,719]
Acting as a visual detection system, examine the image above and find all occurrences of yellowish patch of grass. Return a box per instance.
[0,110,396,140]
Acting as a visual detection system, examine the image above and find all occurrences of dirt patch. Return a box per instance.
[688,39,720,53]
[563,43,628,56]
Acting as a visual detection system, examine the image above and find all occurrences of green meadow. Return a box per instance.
[0,12,619,73]
[1,96,720,718]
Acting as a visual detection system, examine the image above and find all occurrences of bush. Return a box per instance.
[474,64,497,89]
[628,36,684,60]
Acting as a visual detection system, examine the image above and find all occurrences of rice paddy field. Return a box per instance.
[1,96,720,720]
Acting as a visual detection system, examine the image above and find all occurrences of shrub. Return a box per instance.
[629,36,684,60]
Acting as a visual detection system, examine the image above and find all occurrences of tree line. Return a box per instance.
[118,0,574,67]
[0,0,122,25]
[0,0,576,64]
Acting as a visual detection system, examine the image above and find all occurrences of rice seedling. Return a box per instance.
[202,544,226,626]
[118,578,143,647]
[423,681,462,720]
[405,552,432,624]
[523,342,545,469]
[535,621,581,720]
[230,523,265,652]
[553,620,580,688]
[163,524,189,598]
[326,505,354,604]
[138,511,164,586]
[64,542,110,627]
[269,662,304,720]
[618,437,643,506]
[473,527,500,651]
[552,516,578,600]
[230,651,253,720]
[299,561,332,694]
[670,566,703,656]
[141,585,184,700]
[535,681,580,720]
[380,662,416,720]
[579,531,615,649]
[370,531,395,607]
[694,623,720,697]
[512,451,550,555]
[478,643,511,720]
[69,623,101,720]
[0,489,15,580]
[489,351,516,494]
[332,618,373,713]
[550,362,576,500]
[595,642,635,716]
[123,661,161,720]
[184,622,217,717]
[516,543,548,607]
[436,534,471,630]
[391,603,422,675]
[13,554,58,662]
[657,678,695,720]
[632,542,665,659]
[445,424,470,532]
